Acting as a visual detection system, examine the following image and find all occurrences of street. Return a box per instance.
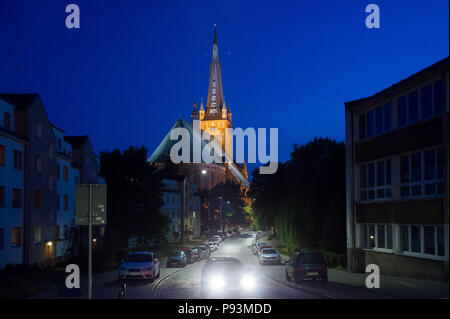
[32,233,449,299]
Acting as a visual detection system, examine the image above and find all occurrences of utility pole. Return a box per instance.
[88,184,92,300]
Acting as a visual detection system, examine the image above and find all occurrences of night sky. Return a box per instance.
[0,1,448,176]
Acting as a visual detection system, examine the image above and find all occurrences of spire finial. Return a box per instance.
[213,24,217,44]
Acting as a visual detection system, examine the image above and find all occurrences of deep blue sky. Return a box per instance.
[0,0,448,175]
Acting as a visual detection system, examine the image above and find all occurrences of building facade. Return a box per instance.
[160,178,201,241]
[345,57,449,281]
[0,98,26,269]
[0,93,104,269]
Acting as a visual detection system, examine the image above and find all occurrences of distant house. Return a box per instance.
[345,57,449,281]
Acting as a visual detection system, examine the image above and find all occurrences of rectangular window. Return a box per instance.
[421,84,432,119]
[64,195,69,211]
[0,228,4,250]
[35,190,42,209]
[58,139,62,150]
[401,225,409,252]
[33,226,42,244]
[48,176,54,192]
[57,194,60,210]
[56,225,60,240]
[63,225,68,239]
[360,159,391,202]
[411,225,421,253]
[367,110,374,137]
[4,113,11,129]
[368,225,376,248]
[398,95,407,126]
[423,226,435,255]
[57,164,60,179]
[13,150,23,169]
[359,113,366,140]
[48,144,54,160]
[0,145,5,166]
[64,166,69,181]
[36,122,43,139]
[35,156,42,174]
[375,105,383,135]
[48,208,54,225]
[401,148,443,198]
[433,79,443,114]
[377,225,385,248]
[383,103,392,132]
[437,226,444,256]
[386,225,393,249]
[408,90,419,123]
[11,227,21,247]
[0,186,4,207]
[12,189,21,208]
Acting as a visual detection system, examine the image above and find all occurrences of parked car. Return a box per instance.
[212,235,222,243]
[191,248,201,261]
[206,241,217,252]
[209,237,220,246]
[285,251,328,283]
[259,248,281,265]
[257,245,272,256]
[195,245,209,259]
[201,257,257,297]
[118,251,160,281]
[252,242,268,255]
[177,247,196,264]
[166,250,187,268]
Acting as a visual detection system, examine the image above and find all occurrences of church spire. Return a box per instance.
[204,25,225,120]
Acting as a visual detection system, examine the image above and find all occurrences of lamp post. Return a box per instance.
[181,169,207,243]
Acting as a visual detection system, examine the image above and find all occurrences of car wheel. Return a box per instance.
[156,268,160,279]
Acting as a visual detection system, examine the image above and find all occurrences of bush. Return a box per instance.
[337,253,347,268]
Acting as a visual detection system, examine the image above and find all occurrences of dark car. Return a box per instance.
[195,245,210,259]
[166,250,187,268]
[177,247,195,264]
[285,251,327,282]
[201,257,257,297]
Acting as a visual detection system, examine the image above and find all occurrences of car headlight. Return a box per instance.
[208,275,225,290]
[240,275,256,291]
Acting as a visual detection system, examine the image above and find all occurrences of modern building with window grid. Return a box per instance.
[345,57,449,281]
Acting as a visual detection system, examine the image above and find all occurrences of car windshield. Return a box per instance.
[257,243,267,247]
[297,253,325,264]
[262,249,277,254]
[169,251,182,257]
[128,254,152,262]
[206,261,242,273]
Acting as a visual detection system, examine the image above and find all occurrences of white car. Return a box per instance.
[118,252,160,281]
[206,241,217,251]
[259,248,281,265]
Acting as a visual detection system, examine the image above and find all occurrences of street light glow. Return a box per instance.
[201,169,207,175]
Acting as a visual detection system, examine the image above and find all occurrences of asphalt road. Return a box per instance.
[33,234,448,299]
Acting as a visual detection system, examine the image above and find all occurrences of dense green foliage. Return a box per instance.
[100,146,170,248]
[249,137,346,254]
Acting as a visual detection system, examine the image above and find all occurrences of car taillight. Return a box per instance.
[296,268,305,271]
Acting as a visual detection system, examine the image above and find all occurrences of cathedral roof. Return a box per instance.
[147,118,223,165]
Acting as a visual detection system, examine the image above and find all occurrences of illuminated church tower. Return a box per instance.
[192,26,232,152]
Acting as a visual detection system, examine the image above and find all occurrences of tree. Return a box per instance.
[249,137,346,254]
[100,146,168,249]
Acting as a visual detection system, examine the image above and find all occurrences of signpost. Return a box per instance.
[74,184,107,299]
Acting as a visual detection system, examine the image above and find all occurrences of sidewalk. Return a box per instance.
[262,236,449,299]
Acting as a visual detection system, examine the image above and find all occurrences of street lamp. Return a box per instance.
[181,168,207,242]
